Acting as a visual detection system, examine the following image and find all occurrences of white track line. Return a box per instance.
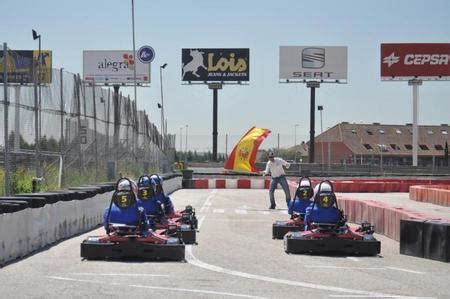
[384,267,425,274]
[235,209,248,214]
[213,209,225,213]
[48,276,263,298]
[199,190,217,213]
[185,246,404,297]
[304,265,424,274]
[73,273,169,277]
[330,295,435,298]
[346,257,360,262]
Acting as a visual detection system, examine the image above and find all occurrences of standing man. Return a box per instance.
[262,152,291,209]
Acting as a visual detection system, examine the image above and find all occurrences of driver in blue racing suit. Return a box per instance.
[103,178,150,232]
[151,174,175,216]
[288,177,314,218]
[137,175,164,217]
[304,180,341,230]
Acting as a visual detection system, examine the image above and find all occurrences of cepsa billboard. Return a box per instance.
[83,50,151,84]
[279,46,347,82]
[381,43,450,80]
[182,48,249,82]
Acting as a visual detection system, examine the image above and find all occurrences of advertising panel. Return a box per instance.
[182,48,249,82]
[83,50,151,84]
[0,50,52,84]
[279,46,347,82]
[381,43,450,80]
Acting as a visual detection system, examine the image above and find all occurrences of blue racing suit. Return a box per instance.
[304,203,341,230]
[288,197,312,216]
[103,202,150,230]
[156,192,175,216]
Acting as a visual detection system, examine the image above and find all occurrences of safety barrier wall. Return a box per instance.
[186,178,450,193]
[0,177,182,266]
[409,185,450,207]
[0,192,111,265]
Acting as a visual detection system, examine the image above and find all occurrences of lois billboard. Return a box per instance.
[381,43,450,80]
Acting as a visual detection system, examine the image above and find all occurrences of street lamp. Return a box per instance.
[185,124,188,163]
[318,105,324,165]
[32,29,41,177]
[160,63,167,150]
[294,124,300,162]
[294,124,300,147]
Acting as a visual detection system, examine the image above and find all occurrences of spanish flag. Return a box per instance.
[224,127,271,173]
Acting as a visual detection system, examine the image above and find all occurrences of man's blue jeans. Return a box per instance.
[269,176,291,207]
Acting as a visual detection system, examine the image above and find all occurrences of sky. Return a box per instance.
[1,0,450,152]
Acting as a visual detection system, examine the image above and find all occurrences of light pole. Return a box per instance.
[160,63,167,150]
[32,29,41,177]
[179,126,183,159]
[185,124,188,163]
[318,105,324,164]
[294,124,299,162]
[131,0,137,110]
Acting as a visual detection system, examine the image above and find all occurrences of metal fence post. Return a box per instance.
[92,80,98,181]
[75,74,83,174]
[59,68,65,187]
[3,43,11,195]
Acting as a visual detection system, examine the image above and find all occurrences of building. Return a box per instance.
[312,122,449,167]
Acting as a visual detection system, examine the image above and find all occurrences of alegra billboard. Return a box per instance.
[181,48,249,82]
[381,43,450,80]
[83,50,151,84]
[279,46,347,82]
[0,50,52,84]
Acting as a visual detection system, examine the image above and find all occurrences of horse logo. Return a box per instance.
[182,49,207,79]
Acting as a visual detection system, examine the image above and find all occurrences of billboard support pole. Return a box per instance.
[113,84,120,177]
[307,81,320,163]
[209,83,222,162]
[409,79,422,167]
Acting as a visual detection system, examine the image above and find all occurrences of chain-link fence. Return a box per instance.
[0,45,175,195]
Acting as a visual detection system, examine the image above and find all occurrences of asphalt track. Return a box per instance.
[1,189,449,298]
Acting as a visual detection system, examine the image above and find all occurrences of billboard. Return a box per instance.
[182,48,249,82]
[381,43,450,80]
[0,50,52,84]
[279,46,347,82]
[83,50,151,84]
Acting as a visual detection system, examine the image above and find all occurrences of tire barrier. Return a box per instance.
[400,219,426,258]
[400,219,450,262]
[423,221,450,262]
[410,185,450,207]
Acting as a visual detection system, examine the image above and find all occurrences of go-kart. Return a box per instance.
[138,174,198,244]
[284,221,380,255]
[273,176,313,239]
[80,178,185,261]
[272,213,305,239]
[283,181,380,255]
[81,224,185,261]
[149,208,197,245]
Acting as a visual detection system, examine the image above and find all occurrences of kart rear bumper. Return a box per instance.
[272,221,304,239]
[284,232,380,256]
[81,239,185,261]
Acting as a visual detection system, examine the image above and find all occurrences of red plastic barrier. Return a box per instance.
[237,179,251,189]
[215,179,226,189]
[193,179,208,189]
[410,185,450,207]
